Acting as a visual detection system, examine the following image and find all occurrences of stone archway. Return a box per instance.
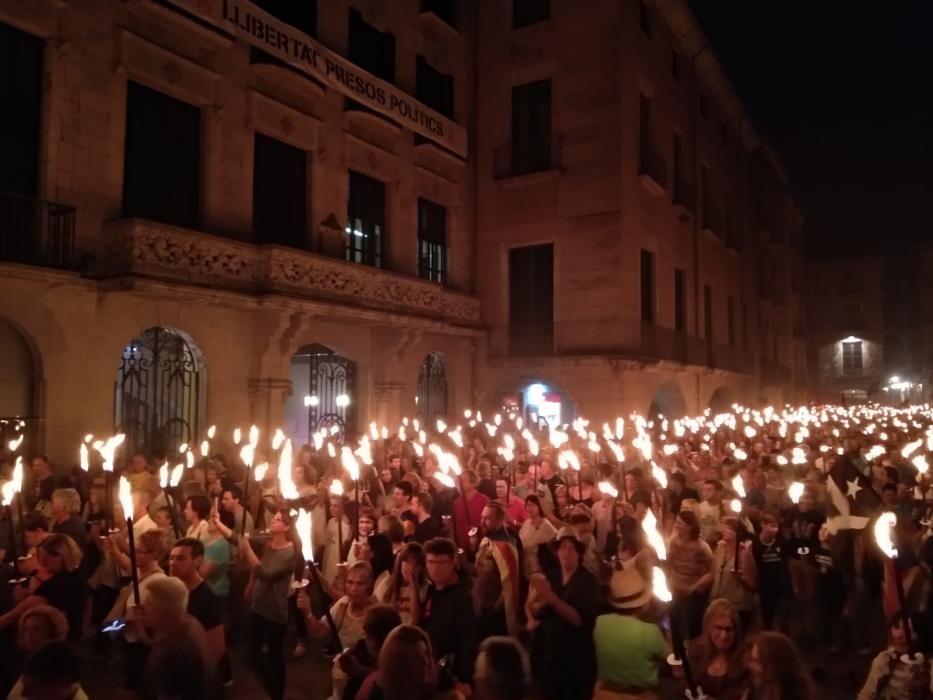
[0,317,38,451]
[648,382,687,419]
[288,343,357,444]
[114,326,205,458]
[708,385,736,414]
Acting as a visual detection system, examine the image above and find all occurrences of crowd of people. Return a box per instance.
[2,404,933,699]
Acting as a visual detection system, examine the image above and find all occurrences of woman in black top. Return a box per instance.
[0,533,87,640]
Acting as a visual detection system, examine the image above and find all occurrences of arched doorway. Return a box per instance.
[648,382,687,419]
[114,327,205,458]
[0,318,37,452]
[708,386,735,414]
[291,344,356,443]
[416,352,447,422]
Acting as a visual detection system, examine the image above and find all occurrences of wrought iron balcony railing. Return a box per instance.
[0,190,76,269]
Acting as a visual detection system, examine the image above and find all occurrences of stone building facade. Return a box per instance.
[0,0,805,464]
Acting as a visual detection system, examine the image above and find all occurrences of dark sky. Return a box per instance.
[689,2,933,258]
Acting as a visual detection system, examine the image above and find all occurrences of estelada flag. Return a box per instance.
[826,454,880,533]
[485,533,521,637]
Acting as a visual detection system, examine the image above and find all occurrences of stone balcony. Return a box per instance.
[102,218,480,325]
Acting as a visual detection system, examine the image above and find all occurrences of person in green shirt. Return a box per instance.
[593,566,669,699]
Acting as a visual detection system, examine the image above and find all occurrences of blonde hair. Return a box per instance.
[52,488,81,516]
[137,528,168,561]
[145,576,189,617]
[19,604,69,641]
[39,534,83,573]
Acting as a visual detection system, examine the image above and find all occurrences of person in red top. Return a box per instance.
[495,477,527,527]
[453,470,489,550]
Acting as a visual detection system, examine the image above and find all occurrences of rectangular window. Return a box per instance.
[842,340,863,373]
[639,1,651,37]
[416,56,454,119]
[703,285,713,341]
[252,133,307,249]
[674,268,686,333]
[346,170,385,268]
[421,0,456,28]
[348,9,395,83]
[671,50,681,81]
[0,21,43,198]
[123,81,200,230]
[417,197,446,284]
[513,0,550,28]
[727,296,735,346]
[640,249,655,323]
[509,244,553,355]
[511,79,551,175]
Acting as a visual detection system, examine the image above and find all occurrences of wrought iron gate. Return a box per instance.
[114,327,203,458]
[303,344,356,442]
[416,353,448,421]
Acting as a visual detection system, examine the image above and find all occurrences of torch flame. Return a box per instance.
[788,482,805,504]
[874,511,897,559]
[278,440,299,500]
[170,463,184,488]
[651,462,668,489]
[254,463,268,481]
[233,428,242,445]
[642,509,667,561]
[200,440,210,457]
[271,429,285,451]
[118,475,133,523]
[434,472,455,488]
[598,481,618,498]
[240,444,255,469]
[341,447,360,481]
[159,462,168,489]
[731,474,746,498]
[558,449,581,471]
[249,425,260,449]
[8,435,23,452]
[912,455,929,475]
[651,566,673,603]
[297,508,314,563]
[330,479,344,497]
[80,443,89,472]
[207,425,216,439]
[436,419,447,433]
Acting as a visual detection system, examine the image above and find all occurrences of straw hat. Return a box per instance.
[608,567,651,611]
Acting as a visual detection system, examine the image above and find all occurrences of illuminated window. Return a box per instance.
[346,171,385,268]
[417,198,446,284]
[842,340,863,373]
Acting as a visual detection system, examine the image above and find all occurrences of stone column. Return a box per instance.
[247,378,293,435]
[372,382,406,427]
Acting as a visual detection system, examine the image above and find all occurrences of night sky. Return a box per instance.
[689,2,933,259]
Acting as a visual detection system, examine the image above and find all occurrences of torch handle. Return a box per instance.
[893,562,915,655]
[126,517,141,605]
[307,561,342,655]
[6,505,17,561]
[241,466,251,537]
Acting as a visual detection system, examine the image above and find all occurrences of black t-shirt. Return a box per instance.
[752,536,789,594]
[35,571,87,640]
[784,507,824,555]
[187,580,223,631]
[421,576,477,682]
[413,516,443,544]
[53,515,89,554]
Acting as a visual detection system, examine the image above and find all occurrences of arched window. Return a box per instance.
[293,344,356,443]
[114,327,204,458]
[416,353,448,421]
[0,318,37,453]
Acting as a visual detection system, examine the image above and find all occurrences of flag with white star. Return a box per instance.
[826,454,880,533]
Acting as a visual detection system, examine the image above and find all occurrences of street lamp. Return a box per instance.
[304,395,319,407]
[335,394,350,408]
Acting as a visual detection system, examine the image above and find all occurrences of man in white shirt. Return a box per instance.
[698,479,724,544]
